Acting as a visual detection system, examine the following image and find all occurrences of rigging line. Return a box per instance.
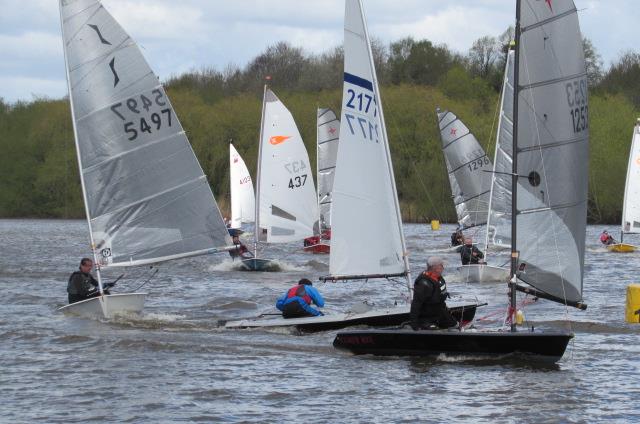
[521,41,573,329]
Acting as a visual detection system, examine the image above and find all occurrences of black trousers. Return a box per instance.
[282,301,314,319]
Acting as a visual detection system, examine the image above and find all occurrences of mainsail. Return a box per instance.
[316,108,340,231]
[437,110,493,230]
[514,0,588,304]
[621,120,640,236]
[60,0,230,267]
[229,143,255,229]
[255,89,318,243]
[486,49,515,249]
[329,0,408,279]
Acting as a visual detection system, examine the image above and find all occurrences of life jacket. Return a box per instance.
[421,271,448,304]
[599,233,609,244]
[286,285,312,305]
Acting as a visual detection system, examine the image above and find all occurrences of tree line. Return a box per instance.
[1,31,639,223]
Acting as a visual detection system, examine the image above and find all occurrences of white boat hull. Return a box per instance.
[58,293,146,319]
[457,264,509,283]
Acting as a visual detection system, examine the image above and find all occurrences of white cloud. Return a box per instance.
[0,76,67,102]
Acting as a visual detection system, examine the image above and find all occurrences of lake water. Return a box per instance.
[1,219,638,423]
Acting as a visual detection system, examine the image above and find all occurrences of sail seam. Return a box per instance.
[521,8,575,32]
[66,3,102,43]
[76,83,163,123]
[519,71,587,91]
[449,154,490,173]
[517,136,586,153]
[318,120,339,128]
[318,137,339,145]
[319,166,336,172]
[454,190,490,206]
[317,109,331,119]
[518,199,585,215]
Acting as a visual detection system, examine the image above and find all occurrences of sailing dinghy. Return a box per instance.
[608,119,640,252]
[229,142,255,237]
[437,109,509,282]
[335,0,589,362]
[226,0,480,331]
[303,108,340,254]
[242,86,319,271]
[57,0,231,318]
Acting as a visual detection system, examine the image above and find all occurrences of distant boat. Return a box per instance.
[436,109,508,282]
[335,0,589,362]
[303,108,340,254]
[57,0,231,318]
[226,0,480,331]
[242,86,319,271]
[608,119,640,253]
[229,142,255,236]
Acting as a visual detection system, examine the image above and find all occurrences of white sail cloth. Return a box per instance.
[621,122,640,234]
[317,108,340,231]
[515,0,588,303]
[256,89,318,243]
[437,110,492,230]
[229,143,255,229]
[329,0,406,278]
[60,0,229,267]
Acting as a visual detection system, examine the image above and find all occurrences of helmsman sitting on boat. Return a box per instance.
[599,230,616,246]
[228,235,253,260]
[410,257,458,330]
[459,237,485,265]
[276,279,325,318]
[67,258,112,304]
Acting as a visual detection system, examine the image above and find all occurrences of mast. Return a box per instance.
[510,0,522,332]
[484,46,512,257]
[59,2,103,294]
[316,107,321,234]
[358,0,412,295]
[254,83,268,257]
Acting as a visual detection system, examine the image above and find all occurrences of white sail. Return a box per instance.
[229,143,255,228]
[437,109,492,230]
[256,89,318,243]
[60,0,230,268]
[515,0,588,303]
[621,121,640,235]
[329,0,407,278]
[317,108,340,231]
[486,49,514,250]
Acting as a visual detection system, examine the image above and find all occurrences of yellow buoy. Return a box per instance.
[515,310,525,325]
[430,220,440,231]
[626,284,640,323]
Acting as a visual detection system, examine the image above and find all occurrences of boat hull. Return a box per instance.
[57,293,146,319]
[333,329,573,363]
[303,243,330,254]
[606,243,637,253]
[457,264,509,282]
[224,302,478,333]
[240,258,280,271]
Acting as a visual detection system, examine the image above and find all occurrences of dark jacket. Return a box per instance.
[451,231,463,246]
[409,272,457,329]
[460,244,484,265]
[67,270,99,303]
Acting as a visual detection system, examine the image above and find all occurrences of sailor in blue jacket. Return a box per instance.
[276,279,325,318]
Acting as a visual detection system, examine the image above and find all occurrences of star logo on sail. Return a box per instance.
[450,128,457,136]
[269,135,292,145]
[545,0,553,12]
[329,127,337,135]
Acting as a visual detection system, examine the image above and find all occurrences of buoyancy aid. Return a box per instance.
[286,285,312,305]
[600,233,609,243]
[422,271,448,304]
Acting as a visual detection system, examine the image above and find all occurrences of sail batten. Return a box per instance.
[514,0,588,304]
[60,0,230,267]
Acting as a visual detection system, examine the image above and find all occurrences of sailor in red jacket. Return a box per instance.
[276,279,325,318]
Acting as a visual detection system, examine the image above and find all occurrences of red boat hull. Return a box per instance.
[303,243,330,254]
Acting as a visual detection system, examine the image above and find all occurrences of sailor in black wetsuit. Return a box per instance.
[459,237,485,265]
[410,256,458,330]
[67,258,110,304]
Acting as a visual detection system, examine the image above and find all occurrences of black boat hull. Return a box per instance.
[296,304,478,332]
[334,329,573,363]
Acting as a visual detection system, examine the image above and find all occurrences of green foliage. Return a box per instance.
[1,38,639,223]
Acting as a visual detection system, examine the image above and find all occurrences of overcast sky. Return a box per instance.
[1,0,636,103]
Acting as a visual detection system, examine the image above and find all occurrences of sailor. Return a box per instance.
[67,258,112,304]
[599,230,616,246]
[276,279,325,318]
[229,235,253,259]
[410,256,458,330]
[460,237,485,265]
[451,227,464,247]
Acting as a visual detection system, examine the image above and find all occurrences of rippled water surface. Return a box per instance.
[1,219,639,423]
